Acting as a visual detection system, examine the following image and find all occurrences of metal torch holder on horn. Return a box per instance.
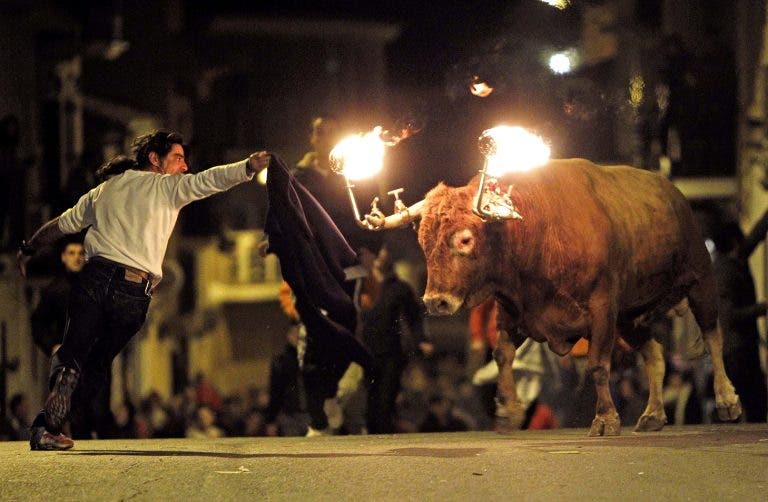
[336,168,420,231]
[472,134,523,221]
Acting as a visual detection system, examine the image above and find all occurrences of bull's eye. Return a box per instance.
[451,229,475,256]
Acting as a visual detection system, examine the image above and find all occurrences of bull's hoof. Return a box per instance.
[716,395,742,422]
[633,414,666,432]
[494,405,525,434]
[494,417,518,435]
[588,414,621,437]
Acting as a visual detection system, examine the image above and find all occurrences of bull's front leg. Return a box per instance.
[586,291,621,436]
[493,327,526,433]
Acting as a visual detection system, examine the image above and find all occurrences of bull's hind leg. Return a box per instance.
[587,287,621,436]
[687,283,742,421]
[634,338,667,431]
[703,324,742,420]
[493,328,526,433]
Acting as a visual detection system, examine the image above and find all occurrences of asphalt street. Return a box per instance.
[1,424,766,501]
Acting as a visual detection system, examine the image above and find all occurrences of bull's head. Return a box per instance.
[418,180,498,315]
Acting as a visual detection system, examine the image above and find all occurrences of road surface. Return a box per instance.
[1,424,766,501]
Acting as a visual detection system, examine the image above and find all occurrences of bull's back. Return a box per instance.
[579,161,710,312]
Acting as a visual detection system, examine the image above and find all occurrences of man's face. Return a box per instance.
[159,143,188,175]
[310,118,339,156]
[61,243,85,273]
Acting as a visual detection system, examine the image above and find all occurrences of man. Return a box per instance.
[711,214,768,423]
[264,323,310,437]
[362,246,432,433]
[31,238,85,357]
[18,130,268,450]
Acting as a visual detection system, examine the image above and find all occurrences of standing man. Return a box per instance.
[711,213,768,423]
[362,246,432,433]
[18,130,268,450]
[30,237,86,357]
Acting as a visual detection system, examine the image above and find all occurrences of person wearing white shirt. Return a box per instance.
[17,130,269,450]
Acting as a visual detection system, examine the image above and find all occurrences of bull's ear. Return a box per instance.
[450,229,475,256]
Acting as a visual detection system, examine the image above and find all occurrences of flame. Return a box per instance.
[478,126,551,176]
[329,124,420,180]
[539,0,570,9]
[470,76,494,97]
[330,127,386,180]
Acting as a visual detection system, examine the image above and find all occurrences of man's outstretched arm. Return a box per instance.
[17,217,66,277]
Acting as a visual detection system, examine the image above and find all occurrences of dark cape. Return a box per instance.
[264,155,373,402]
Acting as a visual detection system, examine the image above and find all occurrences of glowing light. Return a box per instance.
[539,0,570,8]
[629,74,644,108]
[548,52,573,74]
[257,166,268,185]
[329,127,386,180]
[470,76,494,97]
[478,126,551,177]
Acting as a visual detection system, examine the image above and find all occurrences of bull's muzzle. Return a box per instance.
[423,293,462,315]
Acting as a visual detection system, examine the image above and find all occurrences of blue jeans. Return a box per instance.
[34,257,151,433]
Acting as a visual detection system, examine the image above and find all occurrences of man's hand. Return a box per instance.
[247,151,270,176]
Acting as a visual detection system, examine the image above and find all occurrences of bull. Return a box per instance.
[372,158,742,436]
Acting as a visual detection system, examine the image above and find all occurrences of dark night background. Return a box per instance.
[2,0,761,272]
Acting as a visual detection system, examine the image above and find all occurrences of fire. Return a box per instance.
[329,127,387,181]
[539,0,570,9]
[329,124,420,180]
[478,126,551,177]
[470,76,494,97]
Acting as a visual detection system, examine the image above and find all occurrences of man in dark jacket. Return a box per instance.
[264,325,309,436]
[712,213,768,422]
[31,238,85,356]
[362,246,432,433]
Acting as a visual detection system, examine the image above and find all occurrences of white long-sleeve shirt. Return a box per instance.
[58,159,253,284]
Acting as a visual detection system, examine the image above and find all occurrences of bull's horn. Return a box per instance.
[363,199,424,230]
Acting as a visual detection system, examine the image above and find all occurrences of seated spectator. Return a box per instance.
[186,405,224,439]
[420,394,470,433]
[243,408,266,437]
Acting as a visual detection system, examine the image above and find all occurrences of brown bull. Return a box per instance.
[386,158,741,436]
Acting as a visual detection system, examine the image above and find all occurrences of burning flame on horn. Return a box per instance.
[329,126,386,181]
[479,126,551,177]
[538,0,570,9]
[330,124,424,230]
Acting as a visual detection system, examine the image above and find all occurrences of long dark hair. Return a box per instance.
[132,130,185,169]
[95,130,185,181]
[95,154,137,181]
